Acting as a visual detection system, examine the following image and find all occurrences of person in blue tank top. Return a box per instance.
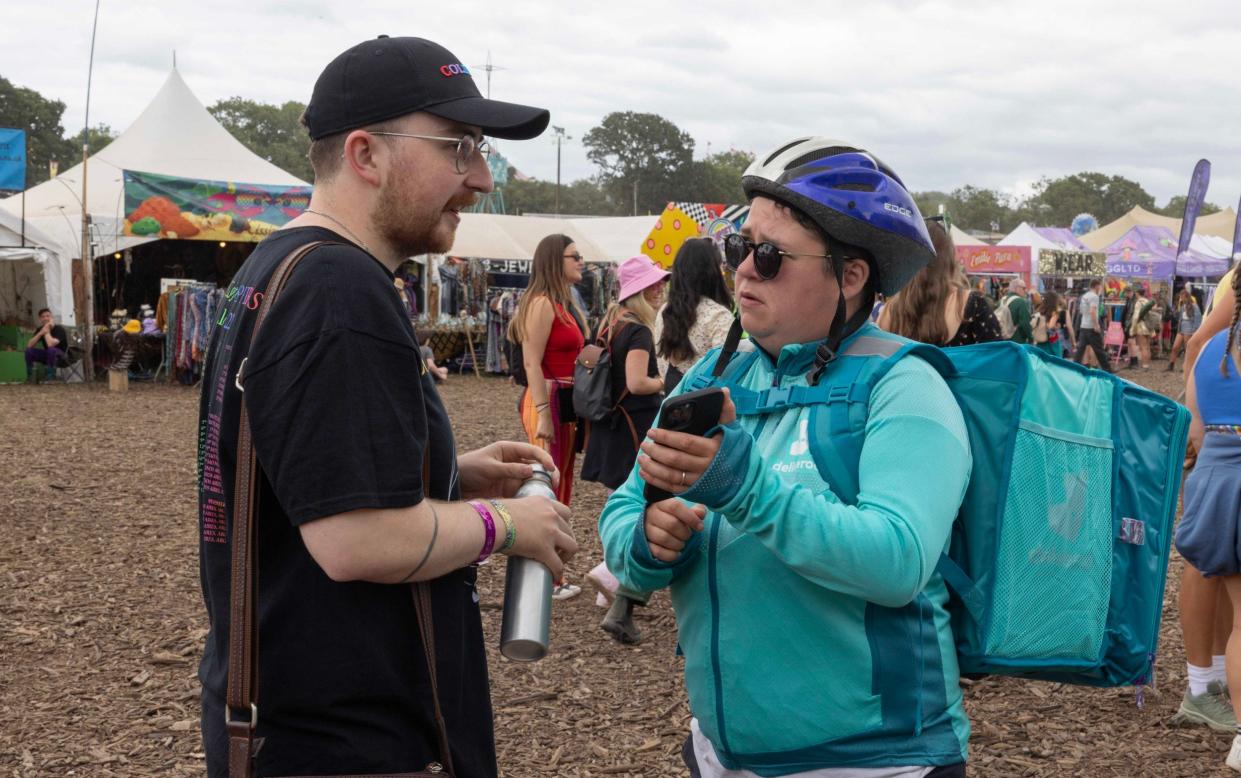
[599,138,972,777]
[1178,271,1241,773]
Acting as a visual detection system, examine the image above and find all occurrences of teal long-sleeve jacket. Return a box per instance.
[598,324,972,775]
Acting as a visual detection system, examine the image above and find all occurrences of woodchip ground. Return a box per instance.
[0,365,1234,776]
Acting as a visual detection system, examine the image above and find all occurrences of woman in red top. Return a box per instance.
[508,233,587,511]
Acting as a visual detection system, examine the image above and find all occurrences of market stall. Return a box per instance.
[954,244,1031,298]
[0,67,309,347]
[1100,225,1227,329]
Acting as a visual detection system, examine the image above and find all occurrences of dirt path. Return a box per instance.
[0,364,1233,776]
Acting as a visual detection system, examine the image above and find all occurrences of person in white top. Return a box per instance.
[653,238,735,393]
[1072,279,1113,372]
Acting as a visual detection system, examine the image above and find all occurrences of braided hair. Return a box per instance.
[1221,269,1241,376]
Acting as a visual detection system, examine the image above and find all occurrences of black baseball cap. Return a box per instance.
[303,36,550,141]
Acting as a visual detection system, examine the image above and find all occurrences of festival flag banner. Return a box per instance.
[122,170,312,242]
[1232,193,1241,270]
[1177,159,1211,263]
[955,245,1031,275]
[0,128,26,191]
[1037,249,1106,277]
[641,202,748,268]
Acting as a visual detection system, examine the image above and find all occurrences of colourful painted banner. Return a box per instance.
[122,170,311,242]
[1037,249,1106,277]
[642,202,749,268]
[955,245,1030,274]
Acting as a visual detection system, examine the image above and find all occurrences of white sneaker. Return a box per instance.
[551,583,582,601]
[1227,734,1241,772]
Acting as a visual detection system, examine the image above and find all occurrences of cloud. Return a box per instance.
[2,0,1239,208]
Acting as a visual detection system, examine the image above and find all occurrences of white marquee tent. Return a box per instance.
[0,68,308,325]
[0,208,66,325]
[451,213,656,263]
[997,222,1092,288]
[950,224,989,247]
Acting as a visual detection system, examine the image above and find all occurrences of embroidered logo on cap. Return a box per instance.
[439,63,472,77]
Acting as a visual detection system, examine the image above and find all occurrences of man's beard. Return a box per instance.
[372,176,477,258]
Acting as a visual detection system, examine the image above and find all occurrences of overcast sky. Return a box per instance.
[3,0,1240,210]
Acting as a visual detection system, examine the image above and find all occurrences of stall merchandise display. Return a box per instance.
[158,282,221,383]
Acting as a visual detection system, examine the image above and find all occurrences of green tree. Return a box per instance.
[583,111,695,214]
[207,97,313,182]
[912,190,952,222]
[944,186,1017,233]
[0,75,77,188]
[1159,194,1222,218]
[65,123,116,155]
[503,174,622,216]
[675,148,753,205]
[1024,172,1155,226]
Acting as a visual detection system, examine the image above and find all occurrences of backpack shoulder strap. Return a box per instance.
[805,338,953,504]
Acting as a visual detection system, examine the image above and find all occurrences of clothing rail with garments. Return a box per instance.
[156,282,222,384]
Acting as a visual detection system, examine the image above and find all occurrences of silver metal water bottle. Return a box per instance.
[499,464,555,661]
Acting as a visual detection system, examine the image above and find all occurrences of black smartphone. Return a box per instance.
[643,387,726,503]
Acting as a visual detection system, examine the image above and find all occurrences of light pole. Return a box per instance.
[80,0,102,382]
[552,126,569,215]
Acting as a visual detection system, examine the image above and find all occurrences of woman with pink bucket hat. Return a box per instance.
[582,255,669,643]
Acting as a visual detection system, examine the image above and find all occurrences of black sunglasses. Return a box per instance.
[723,233,831,280]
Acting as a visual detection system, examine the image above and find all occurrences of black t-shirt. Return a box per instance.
[34,324,67,352]
[196,227,495,776]
[607,320,661,413]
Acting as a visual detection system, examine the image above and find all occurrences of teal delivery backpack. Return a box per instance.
[703,333,1189,688]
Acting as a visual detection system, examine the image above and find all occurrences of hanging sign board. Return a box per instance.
[1037,249,1106,277]
[955,245,1030,274]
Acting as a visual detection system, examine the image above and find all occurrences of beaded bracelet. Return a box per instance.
[469,501,497,563]
[488,499,517,553]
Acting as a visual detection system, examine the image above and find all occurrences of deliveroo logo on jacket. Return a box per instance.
[790,419,809,457]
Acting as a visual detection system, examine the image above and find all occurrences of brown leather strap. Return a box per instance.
[597,317,640,449]
[411,584,455,774]
[413,455,456,773]
[616,405,641,451]
[226,240,330,777]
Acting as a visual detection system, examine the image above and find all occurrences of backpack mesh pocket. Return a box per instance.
[983,422,1113,664]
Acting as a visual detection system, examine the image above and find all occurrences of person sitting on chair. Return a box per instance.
[417,331,449,382]
[25,308,67,382]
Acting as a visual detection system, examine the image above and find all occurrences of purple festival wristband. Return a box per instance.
[470,501,497,563]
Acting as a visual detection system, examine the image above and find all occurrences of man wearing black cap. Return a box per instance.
[197,36,577,777]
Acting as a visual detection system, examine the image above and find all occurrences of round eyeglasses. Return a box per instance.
[368,131,491,174]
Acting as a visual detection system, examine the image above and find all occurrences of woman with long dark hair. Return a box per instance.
[653,238,733,392]
[877,220,1002,346]
[508,235,586,599]
[1033,291,1063,357]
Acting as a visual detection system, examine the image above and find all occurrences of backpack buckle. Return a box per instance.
[759,386,792,410]
[826,384,851,403]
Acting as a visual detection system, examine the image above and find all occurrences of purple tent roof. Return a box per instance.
[1032,226,1087,250]
[1103,225,1228,280]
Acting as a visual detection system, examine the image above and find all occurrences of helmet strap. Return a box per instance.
[810,236,873,385]
[710,316,746,378]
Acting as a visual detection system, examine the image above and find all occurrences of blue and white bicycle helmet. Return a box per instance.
[741,137,934,297]
[735,137,935,379]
